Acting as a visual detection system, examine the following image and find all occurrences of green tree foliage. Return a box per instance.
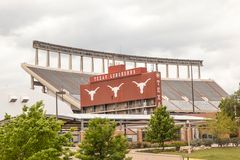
[145,106,178,150]
[219,89,240,119]
[0,101,72,160]
[76,118,129,160]
[208,111,237,139]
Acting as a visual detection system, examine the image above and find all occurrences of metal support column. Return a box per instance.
[187,65,190,79]
[156,63,158,72]
[35,48,39,65]
[166,64,169,78]
[134,61,137,68]
[69,54,72,70]
[102,58,105,73]
[198,65,201,79]
[107,58,110,68]
[42,86,46,93]
[58,52,61,69]
[81,120,84,131]
[124,122,127,136]
[91,57,94,73]
[80,120,85,142]
[46,50,50,67]
[177,64,179,78]
[112,57,115,66]
[80,56,83,72]
[119,120,123,131]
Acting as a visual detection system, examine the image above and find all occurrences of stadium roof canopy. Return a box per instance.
[60,113,207,121]
[0,88,207,123]
[33,40,203,66]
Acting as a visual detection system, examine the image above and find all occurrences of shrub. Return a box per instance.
[136,142,143,148]
[191,139,202,147]
[191,139,213,147]
[128,142,136,149]
[129,141,187,149]
[202,139,214,147]
[142,142,151,148]
[171,141,187,151]
[128,142,158,149]
[151,143,160,148]
[215,138,230,147]
[138,148,176,153]
[230,137,240,147]
[165,141,187,147]
[128,142,143,149]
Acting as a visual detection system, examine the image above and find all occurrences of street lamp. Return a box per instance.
[56,90,66,120]
[186,120,191,154]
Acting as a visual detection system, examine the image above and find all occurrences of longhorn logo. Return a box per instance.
[107,83,124,98]
[84,87,100,101]
[132,78,151,94]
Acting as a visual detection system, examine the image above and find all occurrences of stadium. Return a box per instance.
[22,41,227,113]
[2,40,228,143]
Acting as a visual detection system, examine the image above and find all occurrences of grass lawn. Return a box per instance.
[140,147,240,160]
[184,147,240,160]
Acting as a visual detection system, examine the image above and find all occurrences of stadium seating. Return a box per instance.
[24,65,228,113]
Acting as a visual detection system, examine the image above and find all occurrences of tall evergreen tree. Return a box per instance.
[145,106,178,150]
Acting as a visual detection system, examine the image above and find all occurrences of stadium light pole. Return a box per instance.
[190,63,195,113]
[56,90,66,120]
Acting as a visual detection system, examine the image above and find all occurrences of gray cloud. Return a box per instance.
[0,0,240,93]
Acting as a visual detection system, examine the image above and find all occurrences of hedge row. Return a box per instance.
[128,141,187,149]
[191,137,240,147]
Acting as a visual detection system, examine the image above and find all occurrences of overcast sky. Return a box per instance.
[0,0,239,94]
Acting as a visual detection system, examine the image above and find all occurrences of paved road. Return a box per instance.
[128,149,183,160]
[69,147,186,160]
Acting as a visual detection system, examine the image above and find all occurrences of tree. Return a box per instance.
[208,111,237,139]
[145,106,178,150]
[219,89,240,119]
[76,118,129,160]
[0,101,72,160]
[218,88,240,137]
